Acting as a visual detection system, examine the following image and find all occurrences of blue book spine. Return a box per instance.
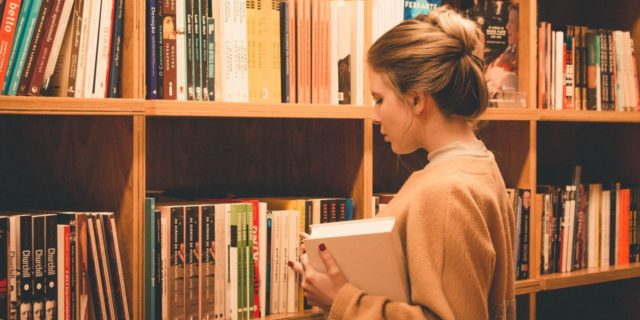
[146,0,159,99]
[108,0,125,98]
[3,0,32,94]
[6,0,41,95]
[279,1,289,103]
[346,198,353,221]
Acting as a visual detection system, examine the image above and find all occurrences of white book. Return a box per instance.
[287,210,299,313]
[92,0,115,98]
[587,184,599,268]
[269,210,280,314]
[42,0,76,90]
[279,211,289,313]
[601,190,611,267]
[555,31,564,110]
[305,216,409,303]
[218,0,248,102]
[213,203,230,320]
[75,0,96,97]
[561,186,571,273]
[82,0,104,98]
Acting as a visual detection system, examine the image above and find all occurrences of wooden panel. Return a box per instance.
[480,108,538,121]
[538,122,640,184]
[517,0,537,111]
[516,279,541,295]
[0,115,136,314]
[537,277,640,320]
[132,115,146,319]
[477,121,531,189]
[357,119,373,218]
[265,310,324,320]
[147,101,372,119]
[147,118,364,214]
[0,97,145,115]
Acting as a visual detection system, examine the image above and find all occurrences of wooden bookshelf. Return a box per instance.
[480,108,538,121]
[539,110,640,123]
[539,263,640,291]
[0,97,145,115]
[264,310,324,320]
[146,100,373,119]
[516,279,542,295]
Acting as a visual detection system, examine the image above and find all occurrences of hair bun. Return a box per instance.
[416,7,480,57]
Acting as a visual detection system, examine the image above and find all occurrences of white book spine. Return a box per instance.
[279,212,289,313]
[601,190,611,267]
[83,0,104,98]
[270,211,279,314]
[555,31,564,110]
[287,210,299,313]
[42,0,76,90]
[92,0,114,98]
[75,0,95,97]
[220,0,248,102]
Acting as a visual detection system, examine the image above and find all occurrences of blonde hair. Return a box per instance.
[368,6,488,119]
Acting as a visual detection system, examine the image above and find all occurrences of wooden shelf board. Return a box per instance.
[146,100,372,119]
[540,263,640,291]
[0,97,145,115]
[264,310,324,320]
[538,110,640,123]
[480,108,538,121]
[516,279,541,295]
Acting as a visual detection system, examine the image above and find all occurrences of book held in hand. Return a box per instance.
[304,216,409,303]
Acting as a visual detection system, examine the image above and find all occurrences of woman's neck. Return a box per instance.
[421,115,477,153]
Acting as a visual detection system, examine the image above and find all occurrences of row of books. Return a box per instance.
[0,0,124,98]
[145,0,366,105]
[537,183,640,275]
[0,212,130,320]
[508,188,531,280]
[537,23,640,111]
[144,197,354,320]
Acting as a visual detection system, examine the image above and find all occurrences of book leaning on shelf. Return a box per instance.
[304,216,410,303]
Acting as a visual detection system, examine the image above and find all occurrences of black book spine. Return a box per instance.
[185,206,199,319]
[32,216,46,320]
[200,0,208,100]
[280,1,289,103]
[108,0,125,97]
[154,211,162,319]
[186,0,195,100]
[44,215,57,320]
[201,205,215,318]
[206,18,215,101]
[0,217,8,320]
[19,216,33,320]
[157,0,164,99]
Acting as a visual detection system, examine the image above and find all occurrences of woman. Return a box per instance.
[289,6,516,320]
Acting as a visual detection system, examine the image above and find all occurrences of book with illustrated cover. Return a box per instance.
[304,216,409,303]
[403,0,441,19]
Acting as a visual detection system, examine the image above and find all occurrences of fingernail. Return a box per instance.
[319,243,326,252]
[288,261,294,268]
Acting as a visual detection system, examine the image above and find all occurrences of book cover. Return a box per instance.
[16,0,53,96]
[108,0,125,98]
[199,205,215,319]
[95,214,117,320]
[403,0,441,19]
[44,215,57,320]
[185,206,199,320]
[0,217,8,320]
[305,216,410,303]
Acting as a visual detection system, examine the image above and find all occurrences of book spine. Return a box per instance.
[0,0,23,92]
[92,0,115,98]
[44,216,57,320]
[147,0,159,99]
[185,206,199,320]
[16,0,52,95]
[0,217,8,320]
[265,213,272,315]
[154,211,162,320]
[162,0,177,99]
[3,0,31,94]
[81,0,104,98]
[185,0,193,100]
[175,0,185,100]
[200,0,207,100]
[27,0,65,96]
[96,215,118,320]
[251,204,260,318]
[34,216,48,319]
[107,0,124,97]
[280,1,289,103]
[6,0,42,96]
[65,0,83,96]
[19,216,33,320]
[170,207,185,318]
[156,0,163,98]
[200,206,215,319]
[145,199,157,320]
[192,0,200,100]
[206,17,214,101]
[68,221,76,320]
[40,0,73,92]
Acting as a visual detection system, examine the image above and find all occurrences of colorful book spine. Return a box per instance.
[185,206,199,320]
[27,0,66,96]
[3,0,32,94]
[185,0,194,100]
[6,0,43,95]
[0,0,24,92]
[162,0,177,99]
[145,198,157,320]
[17,0,53,96]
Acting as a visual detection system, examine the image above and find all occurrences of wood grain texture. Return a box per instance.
[123,0,143,98]
[132,115,146,319]
[538,122,640,184]
[147,117,364,207]
[477,121,532,189]
[0,97,145,115]
[539,262,640,291]
[0,115,136,314]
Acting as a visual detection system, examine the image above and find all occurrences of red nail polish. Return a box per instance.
[319,243,326,252]
[288,261,294,268]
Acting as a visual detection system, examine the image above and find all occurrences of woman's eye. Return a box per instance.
[374,99,383,105]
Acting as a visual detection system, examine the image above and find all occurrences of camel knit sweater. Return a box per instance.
[329,142,516,320]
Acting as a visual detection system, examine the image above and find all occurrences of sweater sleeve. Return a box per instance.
[328,183,497,320]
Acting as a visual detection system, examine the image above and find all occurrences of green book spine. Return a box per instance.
[6,0,42,95]
[145,198,156,320]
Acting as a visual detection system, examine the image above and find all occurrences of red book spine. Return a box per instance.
[28,0,65,96]
[64,225,70,320]
[0,0,22,90]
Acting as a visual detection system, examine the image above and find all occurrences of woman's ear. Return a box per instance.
[410,91,428,115]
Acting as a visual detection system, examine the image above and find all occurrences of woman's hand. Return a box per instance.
[288,243,348,311]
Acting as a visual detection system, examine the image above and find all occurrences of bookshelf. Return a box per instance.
[0,0,636,319]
